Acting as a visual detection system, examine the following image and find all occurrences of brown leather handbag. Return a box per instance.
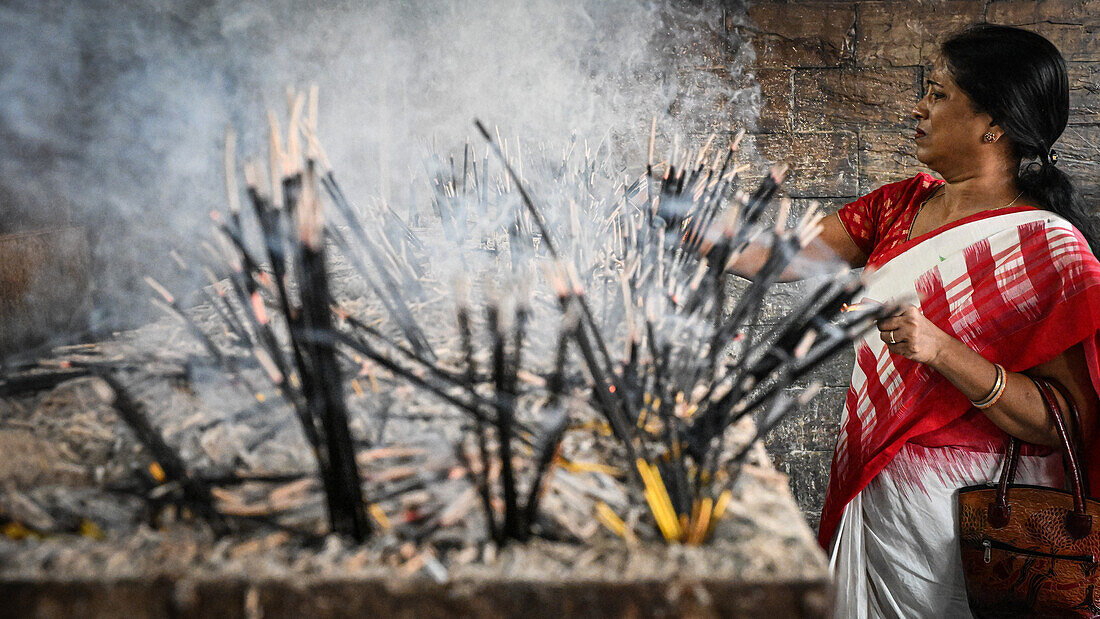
[958,377,1100,617]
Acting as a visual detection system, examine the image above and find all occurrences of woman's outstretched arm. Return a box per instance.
[723,213,869,282]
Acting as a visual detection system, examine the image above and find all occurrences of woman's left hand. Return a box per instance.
[877,305,951,365]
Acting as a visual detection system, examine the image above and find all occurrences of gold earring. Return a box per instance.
[983,131,996,143]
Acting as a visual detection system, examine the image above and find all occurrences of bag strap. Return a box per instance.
[990,376,1092,538]
[1035,378,1093,538]
[1044,378,1090,491]
[989,437,1020,527]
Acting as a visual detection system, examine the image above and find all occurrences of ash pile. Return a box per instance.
[0,93,886,594]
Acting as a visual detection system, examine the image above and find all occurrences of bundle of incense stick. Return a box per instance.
[156,90,373,541]
[148,87,894,549]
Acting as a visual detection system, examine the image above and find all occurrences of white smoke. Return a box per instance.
[0,0,758,340]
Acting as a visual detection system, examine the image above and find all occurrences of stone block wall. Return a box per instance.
[740,0,1100,533]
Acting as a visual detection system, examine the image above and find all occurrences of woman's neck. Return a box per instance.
[938,168,1023,216]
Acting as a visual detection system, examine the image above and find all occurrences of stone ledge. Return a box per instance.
[1,451,832,618]
[2,575,834,619]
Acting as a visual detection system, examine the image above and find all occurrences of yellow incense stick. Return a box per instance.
[368,504,392,530]
[636,459,683,541]
[573,420,613,436]
[712,490,732,520]
[650,463,683,540]
[643,487,676,541]
[559,459,621,476]
[594,501,627,539]
[636,461,674,540]
[79,519,106,540]
[689,497,714,545]
[2,522,36,540]
[148,462,167,483]
[705,490,733,540]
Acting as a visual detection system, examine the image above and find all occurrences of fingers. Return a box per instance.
[876,317,901,345]
[872,304,946,365]
[879,329,904,346]
[877,316,902,332]
[897,305,922,318]
[876,305,921,330]
[876,305,922,347]
[877,304,917,322]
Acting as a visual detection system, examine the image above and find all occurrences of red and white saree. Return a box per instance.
[825,175,1100,617]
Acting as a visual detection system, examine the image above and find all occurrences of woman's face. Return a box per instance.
[911,60,998,177]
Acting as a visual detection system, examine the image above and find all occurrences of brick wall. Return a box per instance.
[739,0,1100,532]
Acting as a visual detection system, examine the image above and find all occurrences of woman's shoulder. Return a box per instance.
[865,172,943,204]
[845,173,941,219]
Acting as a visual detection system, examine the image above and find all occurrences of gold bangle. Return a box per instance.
[976,364,1006,408]
[973,363,1007,409]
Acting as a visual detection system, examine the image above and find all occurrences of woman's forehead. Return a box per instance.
[926,59,952,85]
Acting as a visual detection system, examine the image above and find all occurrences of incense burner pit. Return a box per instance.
[1,267,832,618]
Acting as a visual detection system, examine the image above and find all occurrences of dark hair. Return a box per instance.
[941,24,1100,254]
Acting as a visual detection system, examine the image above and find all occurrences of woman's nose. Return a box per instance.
[912,96,928,120]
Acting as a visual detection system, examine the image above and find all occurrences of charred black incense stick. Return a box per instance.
[456,302,499,541]
[293,165,370,542]
[487,304,521,540]
[93,373,228,535]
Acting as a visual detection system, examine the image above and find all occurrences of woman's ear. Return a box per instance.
[983,120,1005,143]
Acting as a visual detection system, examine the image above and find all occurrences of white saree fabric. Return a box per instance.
[830,443,1062,618]
[828,210,1067,618]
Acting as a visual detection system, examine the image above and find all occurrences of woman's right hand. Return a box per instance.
[721,213,867,282]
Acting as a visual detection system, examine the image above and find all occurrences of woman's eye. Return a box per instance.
[930,91,945,100]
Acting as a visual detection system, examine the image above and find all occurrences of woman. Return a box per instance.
[734,25,1100,616]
